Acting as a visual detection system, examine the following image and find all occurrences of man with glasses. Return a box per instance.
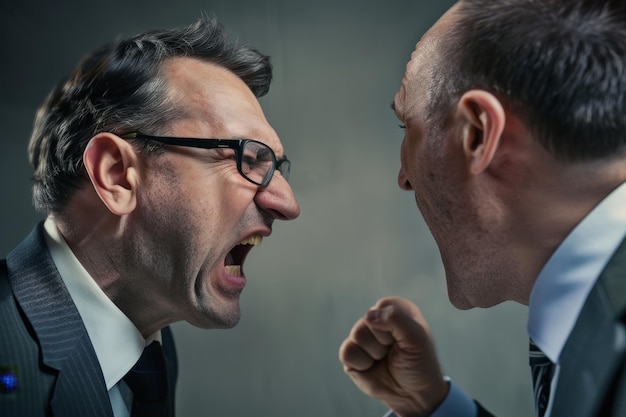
[0,15,299,417]
[339,1,626,417]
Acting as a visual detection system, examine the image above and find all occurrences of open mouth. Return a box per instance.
[224,234,263,276]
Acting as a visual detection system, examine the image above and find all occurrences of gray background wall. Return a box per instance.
[0,1,532,416]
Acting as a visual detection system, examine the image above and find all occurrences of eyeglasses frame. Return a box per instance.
[121,132,290,187]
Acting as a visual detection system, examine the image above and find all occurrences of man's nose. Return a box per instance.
[254,175,300,221]
[398,168,413,191]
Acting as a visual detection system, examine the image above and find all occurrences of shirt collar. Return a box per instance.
[43,217,160,390]
[528,181,626,363]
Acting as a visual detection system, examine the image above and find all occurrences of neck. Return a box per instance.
[54,189,177,338]
[508,154,626,304]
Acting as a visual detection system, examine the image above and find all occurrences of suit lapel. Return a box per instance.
[7,224,113,417]
[550,237,626,417]
[161,326,179,416]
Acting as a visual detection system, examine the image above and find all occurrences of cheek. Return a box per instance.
[404,152,429,192]
[199,183,258,237]
[215,181,255,213]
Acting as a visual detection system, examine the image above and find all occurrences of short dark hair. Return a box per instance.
[429,0,626,161]
[28,14,273,214]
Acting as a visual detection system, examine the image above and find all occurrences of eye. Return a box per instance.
[242,154,257,167]
[398,123,407,130]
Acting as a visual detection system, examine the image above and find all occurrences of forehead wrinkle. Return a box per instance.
[161,57,284,157]
[401,30,446,122]
[226,116,285,159]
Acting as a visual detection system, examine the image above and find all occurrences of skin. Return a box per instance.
[340,3,626,416]
[55,57,300,338]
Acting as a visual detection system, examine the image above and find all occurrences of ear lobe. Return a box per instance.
[458,90,506,174]
[83,133,139,215]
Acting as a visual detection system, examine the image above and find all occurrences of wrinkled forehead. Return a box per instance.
[161,57,260,122]
[399,4,460,105]
[394,32,441,118]
[407,3,459,77]
[160,57,283,154]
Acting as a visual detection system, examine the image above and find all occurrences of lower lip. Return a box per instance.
[219,268,247,293]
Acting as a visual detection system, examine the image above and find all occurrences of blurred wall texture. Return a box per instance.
[0,1,532,416]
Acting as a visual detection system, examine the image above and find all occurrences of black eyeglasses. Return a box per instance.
[122,132,290,187]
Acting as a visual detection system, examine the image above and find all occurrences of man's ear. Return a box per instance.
[83,133,140,215]
[457,90,506,175]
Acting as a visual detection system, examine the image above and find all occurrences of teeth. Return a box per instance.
[225,265,242,276]
[240,235,262,246]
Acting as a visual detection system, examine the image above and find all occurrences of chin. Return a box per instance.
[445,272,479,310]
[211,309,241,329]
[447,292,475,310]
[447,285,506,310]
[188,304,242,329]
[192,315,241,330]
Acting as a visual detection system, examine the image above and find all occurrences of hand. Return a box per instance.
[339,297,448,417]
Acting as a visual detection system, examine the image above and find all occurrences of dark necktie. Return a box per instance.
[529,339,555,417]
[123,341,168,417]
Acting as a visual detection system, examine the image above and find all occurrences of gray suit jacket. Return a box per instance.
[477,236,626,417]
[0,223,178,416]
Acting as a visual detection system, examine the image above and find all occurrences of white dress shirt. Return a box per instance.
[385,181,626,417]
[43,217,161,417]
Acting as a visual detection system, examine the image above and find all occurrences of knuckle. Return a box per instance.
[352,322,373,342]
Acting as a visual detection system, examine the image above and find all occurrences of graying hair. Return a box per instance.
[28,14,273,214]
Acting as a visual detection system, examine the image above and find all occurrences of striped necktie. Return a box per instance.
[529,339,555,417]
[123,341,168,417]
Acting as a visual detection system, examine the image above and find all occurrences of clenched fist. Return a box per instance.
[338,297,448,417]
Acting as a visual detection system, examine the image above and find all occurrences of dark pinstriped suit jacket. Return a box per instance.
[476,237,626,417]
[0,224,178,417]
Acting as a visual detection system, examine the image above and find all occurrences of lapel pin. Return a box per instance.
[0,367,19,394]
